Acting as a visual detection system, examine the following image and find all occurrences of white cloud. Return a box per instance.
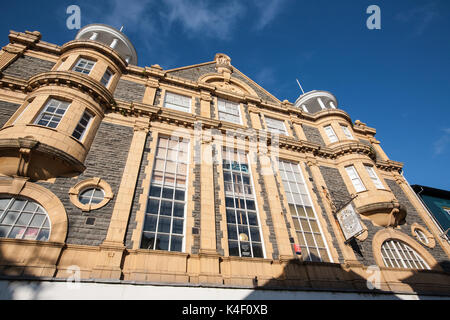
[81,0,285,40]
[255,67,276,87]
[252,0,287,31]
[161,0,246,40]
[433,128,450,156]
[395,2,440,36]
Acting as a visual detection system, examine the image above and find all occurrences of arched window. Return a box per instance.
[381,240,430,270]
[0,197,51,241]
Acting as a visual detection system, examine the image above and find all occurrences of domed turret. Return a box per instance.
[75,24,138,65]
[294,90,338,114]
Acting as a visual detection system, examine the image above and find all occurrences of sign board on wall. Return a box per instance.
[336,202,364,241]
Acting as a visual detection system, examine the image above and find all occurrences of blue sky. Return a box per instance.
[1,0,449,190]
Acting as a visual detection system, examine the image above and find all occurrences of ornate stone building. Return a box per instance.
[0,24,448,299]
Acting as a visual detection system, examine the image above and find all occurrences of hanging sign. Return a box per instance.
[336,202,364,242]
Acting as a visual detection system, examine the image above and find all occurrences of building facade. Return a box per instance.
[0,25,449,299]
[411,185,450,242]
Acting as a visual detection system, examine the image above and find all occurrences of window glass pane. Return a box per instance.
[73,58,95,74]
[11,200,27,211]
[155,234,170,251]
[30,214,45,228]
[324,125,338,143]
[265,117,287,135]
[162,188,174,199]
[170,235,183,252]
[141,232,156,250]
[16,213,33,226]
[3,212,19,225]
[35,99,69,129]
[279,160,331,262]
[252,243,264,258]
[223,149,263,258]
[227,224,238,240]
[9,226,25,239]
[174,190,185,201]
[141,136,189,252]
[160,201,173,216]
[143,215,157,232]
[157,216,171,233]
[228,241,240,256]
[218,99,241,124]
[164,92,191,113]
[72,110,93,140]
[79,188,104,206]
[146,199,159,214]
[172,219,184,235]
[345,166,366,192]
[37,229,50,241]
[381,240,429,270]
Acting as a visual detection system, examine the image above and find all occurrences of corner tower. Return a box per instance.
[0,24,138,181]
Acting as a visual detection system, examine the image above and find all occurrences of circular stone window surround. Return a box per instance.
[411,223,435,249]
[69,177,113,211]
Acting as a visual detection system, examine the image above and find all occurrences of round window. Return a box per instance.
[415,229,429,245]
[78,188,105,205]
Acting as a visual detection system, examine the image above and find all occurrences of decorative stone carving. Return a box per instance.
[215,53,233,75]
[211,81,244,95]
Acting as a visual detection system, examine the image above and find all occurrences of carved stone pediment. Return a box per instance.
[210,81,244,95]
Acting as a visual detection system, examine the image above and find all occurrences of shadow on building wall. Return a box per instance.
[0,242,59,300]
[244,258,450,300]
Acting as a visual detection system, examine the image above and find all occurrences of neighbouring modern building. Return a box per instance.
[411,185,450,242]
[0,24,448,300]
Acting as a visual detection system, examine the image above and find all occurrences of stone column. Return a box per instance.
[369,137,389,161]
[143,78,159,105]
[92,119,150,279]
[200,90,212,118]
[197,129,222,284]
[248,105,262,130]
[290,118,308,141]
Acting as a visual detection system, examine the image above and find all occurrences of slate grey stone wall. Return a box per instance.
[212,144,224,255]
[243,104,252,128]
[304,164,344,263]
[305,104,323,114]
[386,180,450,272]
[124,133,153,249]
[154,88,162,106]
[191,122,202,254]
[232,71,278,104]
[166,63,217,82]
[210,98,216,120]
[318,166,450,270]
[37,122,133,246]
[114,79,146,103]
[2,55,55,80]
[254,154,279,259]
[318,165,373,264]
[287,120,299,139]
[302,125,325,146]
[0,100,20,127]
[194,98,201,116]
